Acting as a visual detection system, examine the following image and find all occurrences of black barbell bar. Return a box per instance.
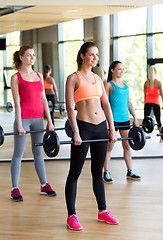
[34,126,151,158]
[64,116,156,139]
[0,126,49,146]
[156,126,163,140]
[0,120,70,146]
[114,116,158,134]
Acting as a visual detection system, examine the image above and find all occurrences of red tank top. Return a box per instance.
[145,85,160,105]
[17,72,44,119]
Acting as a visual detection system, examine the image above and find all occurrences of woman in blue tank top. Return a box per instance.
[103,61,141,183]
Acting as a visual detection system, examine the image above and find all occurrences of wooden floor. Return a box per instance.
[0,159,163,240]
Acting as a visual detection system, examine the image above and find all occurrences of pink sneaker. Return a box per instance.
[160,137,163,143]
[11,188,23,202]
[40,183,56,196]
[98,210,119,225]
[67,214,83,231]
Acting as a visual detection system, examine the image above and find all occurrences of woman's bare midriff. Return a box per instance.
[45,89,54,95]
[76,98,106,124]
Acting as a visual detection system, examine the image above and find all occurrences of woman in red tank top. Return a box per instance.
[144,65,163,135]
[10,45,56,201]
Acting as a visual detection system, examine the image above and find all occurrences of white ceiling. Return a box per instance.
[0,0,163,35]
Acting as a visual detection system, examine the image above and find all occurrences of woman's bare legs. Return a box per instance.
[103,129,141,182]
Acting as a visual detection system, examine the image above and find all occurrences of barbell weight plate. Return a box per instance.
[48,100,53,113]
[65,119,73,138]
[43,131,60,157]
[160,127,163,141]
[142,116,154,133]
[128,126,146,151]
[59,104,65,116]
[0,126,4,146]
[6,102,13,112]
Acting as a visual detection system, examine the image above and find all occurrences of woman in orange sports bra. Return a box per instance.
[43,64,59,125]
[144,65,163,136]
[65,42,119,231]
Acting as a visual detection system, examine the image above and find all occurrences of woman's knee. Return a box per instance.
[107,142,114,152]
[32,145,44,159]
[12,147,25,160]
[122,140,131,151]
[67,172,81,181]
[91,168,102,179]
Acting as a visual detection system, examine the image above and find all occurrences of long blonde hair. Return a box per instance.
[149,65,157,88]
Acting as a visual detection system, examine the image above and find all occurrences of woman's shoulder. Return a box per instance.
[154,79,161,84]
[104,80,113,91]
[67,72,78,80]
[144,79,150,87]
[11,72,19,80]
[154,79,162,87]
[45,75,54,82]
[122,81,129,87]
[36,71,43,77]
[104,80,112,86]
[11,72,19,85]
[11,72,18,77]
[104,80,114,88]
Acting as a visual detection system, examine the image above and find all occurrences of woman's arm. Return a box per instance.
[10,74,26,135]
[101,80,117,142]
[65,73,82,145]
[104,80,113,96]
[158,81,163,103]
[52,78,59,103]
[144,81,148,103]
[40,73,54,131]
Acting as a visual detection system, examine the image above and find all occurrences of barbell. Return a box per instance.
[34,126,151,157]
[0,120,70,146]
[63,116,156,139]
[48,100,65,116]
[0,102,13,112]
[113,116,157,134]
[156,127,163,140]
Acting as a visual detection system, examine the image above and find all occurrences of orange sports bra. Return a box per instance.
[74,71,103,103]
[44,76,53,90]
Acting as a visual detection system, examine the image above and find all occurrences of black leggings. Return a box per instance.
[46,94,56,125]
[65,120,108,215]
[144,103,162,128]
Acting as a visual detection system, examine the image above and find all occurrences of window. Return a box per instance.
[64,19,84,41]
[154,34,163,58]
[65,41,83,77]
[63,19,84,77]
[153,5,163,32]
[118,8,146,36]
[0,31,20,105]
[119,36,147,110]
[114,8,147,113]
